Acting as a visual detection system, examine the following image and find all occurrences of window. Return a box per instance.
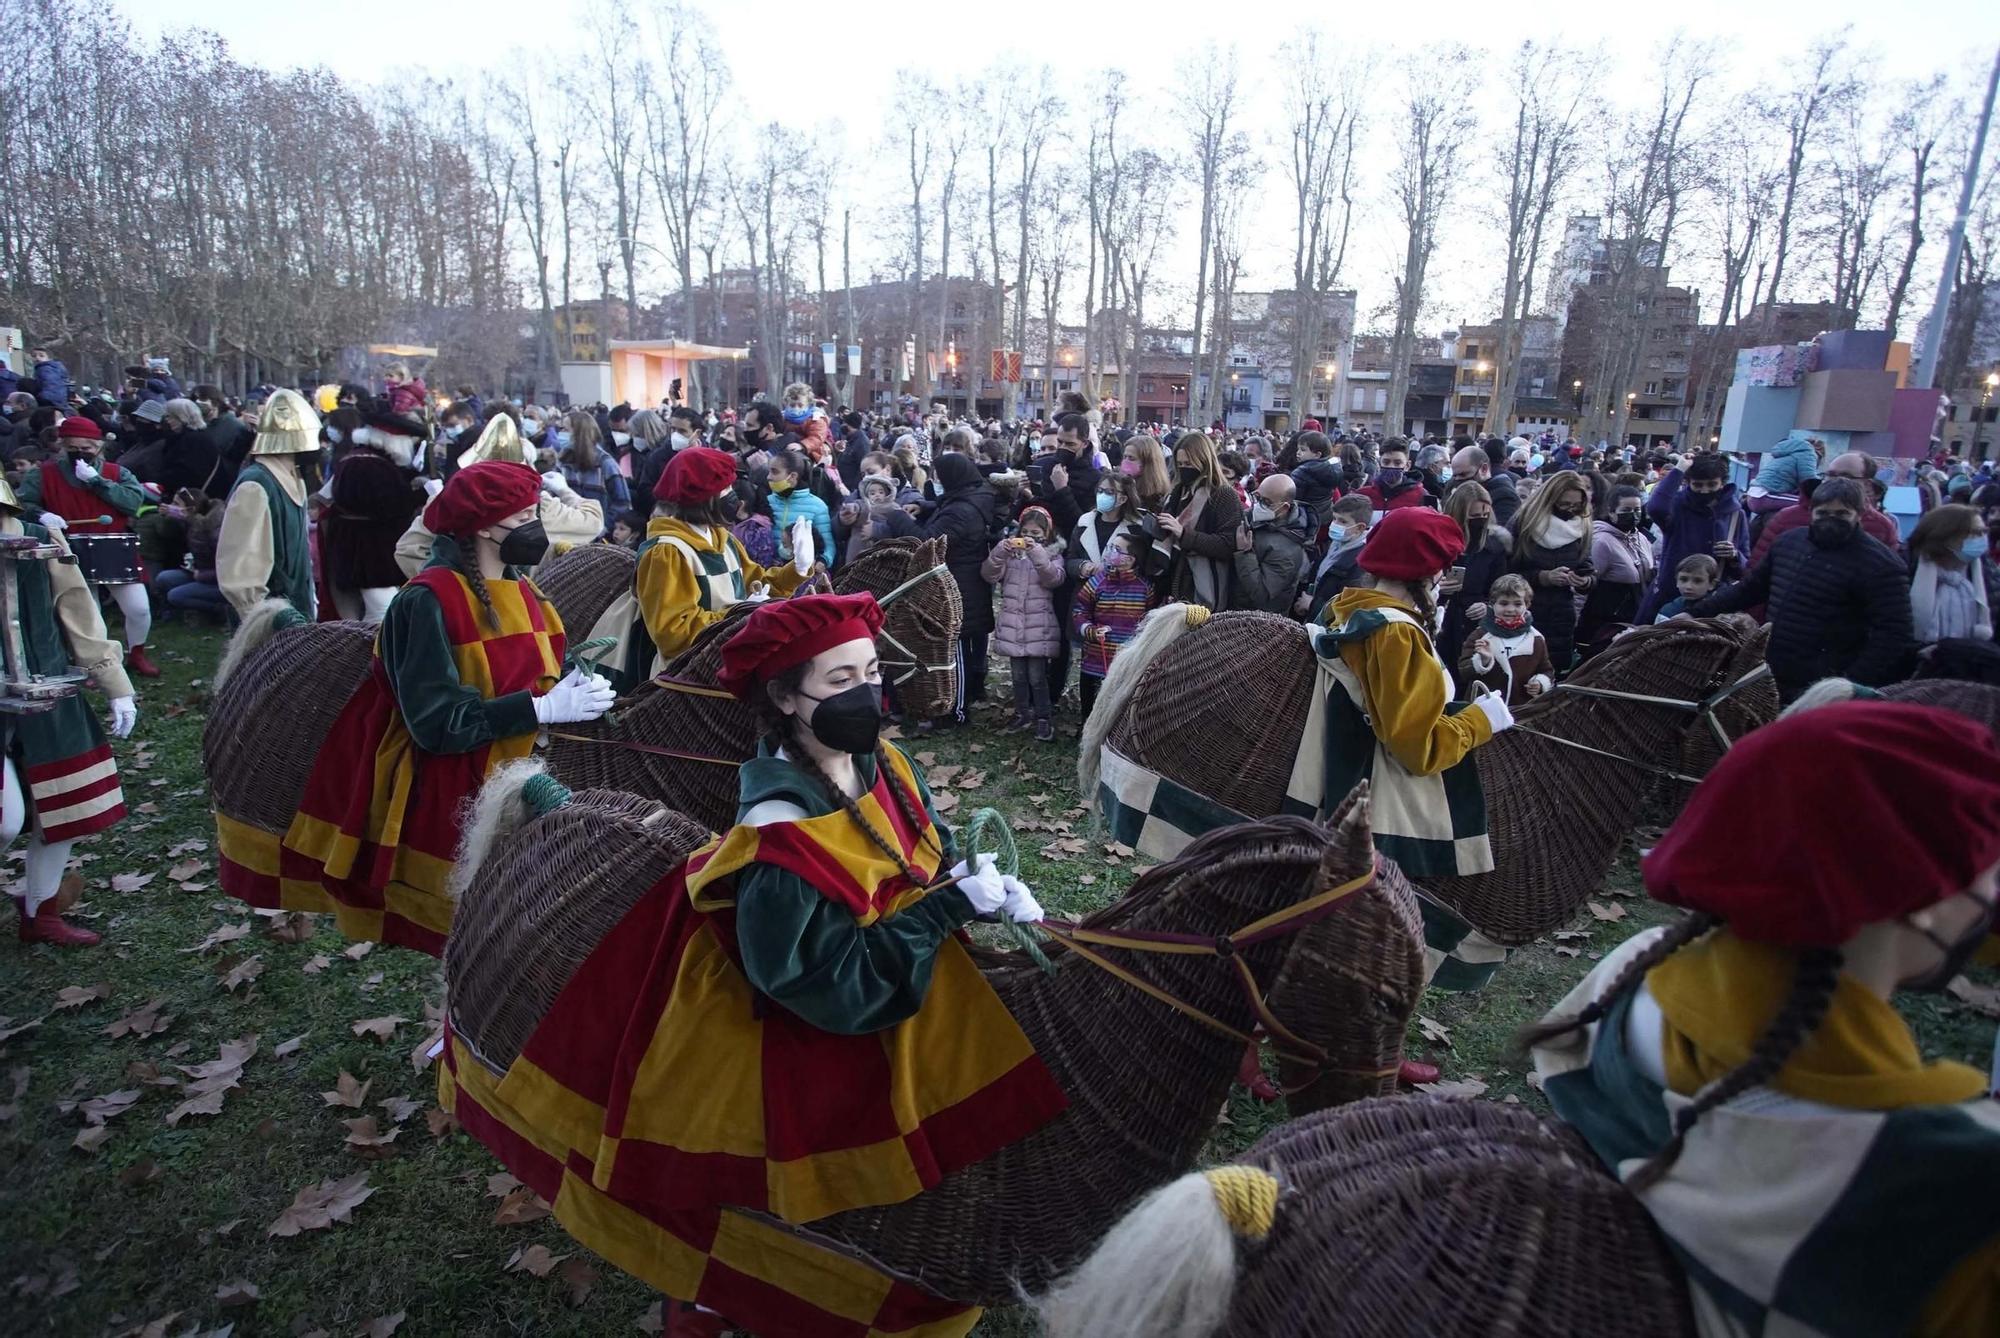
[1644,381,1658,395]
[1272,395,1291,411]
[1351,388,1369,413]
[1232,388,1251,412]
[1662,377,1683,395]
[1374,388,1388,412]
[951,303,966,318]
[1142,379,1155,394]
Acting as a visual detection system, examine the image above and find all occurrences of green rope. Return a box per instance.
[565,636,619,673]
[273,607,310,633]
[521,773,573,817]
[960,807,1056,975]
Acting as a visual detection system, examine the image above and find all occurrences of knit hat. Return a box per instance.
[132,399,167,424]
[716,593,884,701]
[1356,507,1464,581]
[1644,702,2000,947]
[56,416,101,441]
[1017,505,1054,535]
[422,461,542,537]
[249,389,322,456]
[660,447,738,505]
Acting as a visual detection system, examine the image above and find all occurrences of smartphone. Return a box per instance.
[1027,463,1046,485]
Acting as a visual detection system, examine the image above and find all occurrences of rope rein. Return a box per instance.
[1525,660,1773,785]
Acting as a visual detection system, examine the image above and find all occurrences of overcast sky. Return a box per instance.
[134,0,1997,336]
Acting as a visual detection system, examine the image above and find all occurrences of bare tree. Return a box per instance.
[1757,33,1860,332]
[1177,44,1244,422]
[1384,47,1475,439]
[638,1,729,406]
[581,1,648,338]
[890,79,936,401]
[1282,34,1362,431]
[1883,75,1952,338]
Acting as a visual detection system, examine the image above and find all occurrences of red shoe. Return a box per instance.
[14,895,101,947]
[1236,1041,1281,1102]
[1398,1059,1441,1087]
[126,645,160,679]
[663,1300,728,1337]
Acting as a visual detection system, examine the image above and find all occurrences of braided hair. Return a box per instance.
[439,531,501,630]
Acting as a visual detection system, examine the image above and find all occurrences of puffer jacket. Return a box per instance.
[1693,525,1914,697]
[1750,432,1820,496]
[981,535,1064,657]
[1640,469,1747,621]
[923,454,1001,636]
[1232,503,1315,613]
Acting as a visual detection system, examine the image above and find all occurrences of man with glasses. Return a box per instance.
[1749,451,1902,570]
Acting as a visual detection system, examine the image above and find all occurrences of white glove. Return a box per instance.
[73,459,99,484]
[36,511,66,533]
[791,518,814,575]
[108,696,137,739]
[737,581,772,605]
[1471,690,1515,734]
[999,875,1044,924]
[950,854,1007,915]
[540,470,573,497]
[423,477,444,499]
[532,667,617,726]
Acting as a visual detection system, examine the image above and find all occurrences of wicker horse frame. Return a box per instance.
[1103,616,1779,948]
[443,785,1417,1306]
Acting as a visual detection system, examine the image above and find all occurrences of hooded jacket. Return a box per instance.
[1639,468,1747,622]
[922,453,1001,637]
[1232,501,1314,613]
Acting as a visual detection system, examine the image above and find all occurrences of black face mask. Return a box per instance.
[1467,518,1488,547]
[1176,465,1200,486]
[1376,467,1405,488]
[1808,516,1855,548]
[1055,448,1077,467]
[497,518,550,566]
[799,681,883,755]
[1902,892,1998,993]
[1614,512,1640,532]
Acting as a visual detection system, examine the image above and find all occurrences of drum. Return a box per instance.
[68,533,141,586]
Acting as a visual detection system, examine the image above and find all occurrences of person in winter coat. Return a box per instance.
[1689,478,1914,701]
[1072,532,1152,720]
[1747,430,1822,500]
[1358,439,1433,513]
[1304,494,1377,623]
[1458,574,1554,705]
[982,505,1065,741]
[764,448,835,566]
[559,413,630,522]
[923,451,1001,723]
[1638,452,1747,621]
[28,349,71,407]
[1031,414,1103,702]
[1507,470,1596,675]
[1232,472,1313,614]
[1288,430,1343,534]
[844,474,919,567]
[1750,452,1902,567]
[1436,481,1512,658]
[1151,431,1243,610]
[1576,485,1656,653]
[1905,503,1992,644]
[1066,471,1141,589]
[1451,442,1520,529]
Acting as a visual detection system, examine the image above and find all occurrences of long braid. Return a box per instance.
[1625,945,1844,1192]
[874,743,946,866]
[1515,912,1720,1053]
[781,720,923,886]
[443,531,502,630]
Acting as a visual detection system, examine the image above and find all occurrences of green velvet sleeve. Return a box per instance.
[735,864,975,1036]
[378,584,539,754]
[93,469,148,516]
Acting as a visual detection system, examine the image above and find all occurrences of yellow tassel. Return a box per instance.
[1203,1166,1278,1241]
[1184,605,1213,630]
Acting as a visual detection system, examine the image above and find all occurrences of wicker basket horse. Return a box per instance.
[1081,610,1778,999]
[543,537,961,832]
[203,539,959,847]
[532,540,636,641]
[439,766,1424,1324]
[1037,1097,1694,1338]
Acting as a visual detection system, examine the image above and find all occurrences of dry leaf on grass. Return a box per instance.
[342,942,375,961]
[1947,975,2000,1018]
[359,1313,405,1338]
[109,872,155,893]
[118,1159,162,1187]
[322,1072,371,1109]
[558,1257,600,1305]
[506,1243,566,1277]
[165,859,207,883]
[124,1060,178,1087]
[1416,1016,1453,1047]
[955,769,987,789]
[104,999,173,1039]
[72,1123,115,1153]
[425,1106,459,1138]
[491,1186,552,1225]
[1586,901,1627,923]
[1553,945,1582,958]
[929,789,960,815]
[301,955,332,975]
[913,751,937,767]
[266,1171,375,1236]
[634,1301,666,1333]
[351,1015,406,1041]
[378,1095,421,1125]
[215,1278,260,1306]
[0,1015,44,1042]
[485,1170,523,1197]
[341,1116,401,1160]
[54,982,112,1009]
[79,1089,142,1124]
[1413,1076,1490,1100]
[274,1035,306,1058]
[216,956,265,992]
[182,923,251,954]
[263,912,314,943]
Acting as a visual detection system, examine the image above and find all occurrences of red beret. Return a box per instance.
[1300,418,1322,432]
[1357,507,1463,581]
[423,461,541,536]
[56,416,101,441]
[1645,702,2000,947]
[717,593,885,701]
[661,447,738,505]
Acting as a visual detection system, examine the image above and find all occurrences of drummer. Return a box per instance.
[17,416,157,679]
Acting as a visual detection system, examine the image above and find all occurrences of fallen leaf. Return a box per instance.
[358,1314,405,1338]
[967,743,985,754]
[264,912,314,943]
[104,999,173,1039]
[111,1310,180,1336]
[274,1034,306,1058]
[123,1060,178,1088]
[351,1015,406,1041]
[302,954,332,975]
[215,1278,260,1307]
[110,872,155,893]
[118,1158,162,1187]
[929,789,960,815]
[409,1026,443,1073]
[166,1085,233,1126]
[1077,874,1097,886]
[183,922,251,954]
[166,859,208,883]
[343,941,375,961]
[1416,1016,1453,1047]
[378,1095,421,1124]
[0,1014,45,1043]
[913,751,937,767]
[1028,793,1050,806]
[216,956,265,992]
[341,1115,401,1160]
[54,982,113,1010]
[215,1218,243,1235]
[80,1088,142,1124]
[322,1072,372,1109]
[558,1256,600,1305]
[634,1301,665,1333]
[1550,929,1590,943]
[425,1106,459,1138]
[8,1066,27,1099]
[179,1036,259,1080]
[1414,1076,1490,1100]
[1586,901,1627,923]
[72,1124,115,1153]
[167,839,210,857]
[506,1243,566,1277]
[1946,975,2000,1019]
[491,1186,552,1225]
[266,1171,375,1236]
[1553,945,1582,958]
[955,769,987,789]
[485,1170,523,1198]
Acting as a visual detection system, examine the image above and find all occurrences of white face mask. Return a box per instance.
[612,431,631,447]
[670,431,690,449]
[1249,500,1276,525]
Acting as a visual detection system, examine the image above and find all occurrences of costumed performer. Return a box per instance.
[1528,701,2000,1337]
[441,593,1063,1338]
[221,461,614,955]
[321,408,428,622]
[394,413,602,577]
[217,388,322,621]
[1,474,137,947]
[590,445,815,689]
[18,415,158,678]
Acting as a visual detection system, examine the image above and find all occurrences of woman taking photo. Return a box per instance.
[1150,431,1242,611]
[1906,502,1993,645]
[1508,469,1596,675]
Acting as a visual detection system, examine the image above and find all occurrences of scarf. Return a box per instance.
[1482,611,1534,637]
[1533,513,1588,549]
[1647,931,1987,1110]
[1910,557,1993,643]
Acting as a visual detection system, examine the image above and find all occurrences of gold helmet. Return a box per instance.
[250,388,325,456]
[0,474,19,514]
[456,413,532,469]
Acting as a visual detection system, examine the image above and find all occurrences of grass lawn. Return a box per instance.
[4,621,1995,1336]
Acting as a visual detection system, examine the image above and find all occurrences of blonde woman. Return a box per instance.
[1150,431,1242,611]
[1507,469,1595,673]
[1115,433,1173,511]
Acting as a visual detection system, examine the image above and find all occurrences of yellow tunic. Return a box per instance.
[637,517,806,663]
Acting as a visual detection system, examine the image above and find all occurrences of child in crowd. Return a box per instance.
[1071,532,1151,719]
[1459,573,1554,705]
[609,510,644,548]
[780,381,832,465]
[1303,494,1376,622]
[381,362,427,416]
[982,504,1065,741]
[1653,553,1720,623]
[724,485,779,568]
[764,448,833,566]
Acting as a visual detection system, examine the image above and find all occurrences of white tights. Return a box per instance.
[109,580,151,648]
[2,755,74,915]
[332,587,397,624]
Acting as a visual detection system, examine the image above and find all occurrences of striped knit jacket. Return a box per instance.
[1072,567,1152,678]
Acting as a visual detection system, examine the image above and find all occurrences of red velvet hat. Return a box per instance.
[661,446,739,505]
[422,461,541,536]
[1356,507,1463,581]
[1644,702,2000,947]
[717,593,885,701]
[56,416,102,441]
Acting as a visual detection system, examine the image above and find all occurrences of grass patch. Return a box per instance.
[2,631,1992,1335]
